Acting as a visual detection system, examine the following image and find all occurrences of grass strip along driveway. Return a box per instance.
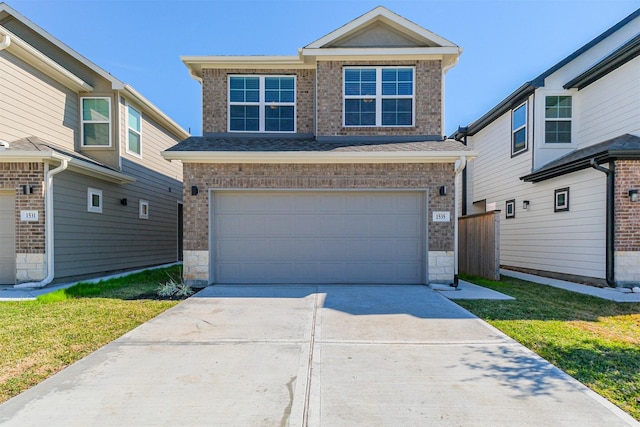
[0,266,183,404]
[459,274,640,421]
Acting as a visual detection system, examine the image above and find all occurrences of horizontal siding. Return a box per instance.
[0,51,77,148]
[119,97,183,182]
[576,57,640,147]
[53,164,182,281]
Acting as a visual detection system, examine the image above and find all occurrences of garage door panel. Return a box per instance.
[212,191,425,284]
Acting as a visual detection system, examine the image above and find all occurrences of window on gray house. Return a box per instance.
[512,102,527,155]
[81,97,111,146]
[545,96,572,143]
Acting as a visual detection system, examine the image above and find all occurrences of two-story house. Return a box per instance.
[164,6,475,286]
[456,8,640,287]
[0,3,190,287]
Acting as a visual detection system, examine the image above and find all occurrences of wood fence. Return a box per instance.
[458,211,500,280]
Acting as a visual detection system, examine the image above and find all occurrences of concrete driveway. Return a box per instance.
[0,285,636,426]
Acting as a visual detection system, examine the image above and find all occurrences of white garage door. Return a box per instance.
[212,191,425,284]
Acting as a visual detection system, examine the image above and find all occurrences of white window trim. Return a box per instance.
[554,188,570,212]
[544,94,573,145]
[126,102,142,158]
[81,97,112,148]
[511,102,527,156]
[139,199,149,219]
[227,75,296,133]
[343,66,415,128]
[87,188,103,213]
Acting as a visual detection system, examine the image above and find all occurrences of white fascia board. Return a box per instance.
[181,54,313,80]
[123,85,190,139]
[0,4,125,90]
[302,46,461,58]
[0,151,135,184]
[305,6,458,49]
[0,27,93,92]
[162,150,478,164]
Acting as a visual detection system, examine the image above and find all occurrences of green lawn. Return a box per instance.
[458,274,640,421]
[0,266,184,404]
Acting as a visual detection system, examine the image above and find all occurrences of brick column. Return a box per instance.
[614,160,640,285]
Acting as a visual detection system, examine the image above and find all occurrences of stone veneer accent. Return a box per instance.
[428,251,454,283]
[316,60,442,137]
[202,68,315,134]
[614,160,640,284]
[182,162,456,285]
[16,253,46,282]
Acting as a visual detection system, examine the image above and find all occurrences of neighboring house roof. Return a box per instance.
[521,134,640,182]
[0,2,189,140]
[0,137,135,184]
[454,8,640,138]
[163,136,476,163]
[181,6,462,81]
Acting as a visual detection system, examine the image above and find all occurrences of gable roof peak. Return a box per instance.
[304,5,458,49]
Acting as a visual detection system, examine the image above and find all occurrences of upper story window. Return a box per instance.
[81,97,111,147]
[511,102,527,156]
[228,75,295,132]
[344,67,414,127]
[545,96,572,143]
[127,105,142,156]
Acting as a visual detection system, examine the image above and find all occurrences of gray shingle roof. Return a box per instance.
[521,134,640,182]
[165,135,473,153]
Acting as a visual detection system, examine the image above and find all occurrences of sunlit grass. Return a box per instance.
[458,274,640,420]
[0,266,184,403]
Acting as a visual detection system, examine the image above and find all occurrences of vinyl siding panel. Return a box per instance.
[119,97,183,182]
[0,51,77,148]
[53,165,182,280]
[576,57,640,147]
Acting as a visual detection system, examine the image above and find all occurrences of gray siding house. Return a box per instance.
[0,3,189,286]
[164,7,476,286]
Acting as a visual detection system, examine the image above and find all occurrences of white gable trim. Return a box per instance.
[305,6,458,49]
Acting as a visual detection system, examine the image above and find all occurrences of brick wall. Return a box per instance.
[1,162,45,253]
[615,159,640,251]
[202,68,315,134]
[316,60,442,137]
[183,162,455,252]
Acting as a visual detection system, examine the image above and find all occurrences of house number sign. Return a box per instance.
[432,211,451,222]
[20,210,39,221]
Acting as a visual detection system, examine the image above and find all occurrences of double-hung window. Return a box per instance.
[127,105,142,156]
[545,96,572,143]
[511,102,527,155]
[81,97,111,147]
[228,75,295,132]
[344,67,414,127]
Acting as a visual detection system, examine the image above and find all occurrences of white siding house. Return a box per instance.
[457,8,640,287]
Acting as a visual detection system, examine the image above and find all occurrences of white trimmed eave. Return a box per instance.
[181,54,314,81]
[0,151,135,184]
[162,150,478,164]
[123,85,190,139]
[0,27,93,92]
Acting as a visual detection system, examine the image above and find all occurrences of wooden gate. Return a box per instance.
[458,211,500,280]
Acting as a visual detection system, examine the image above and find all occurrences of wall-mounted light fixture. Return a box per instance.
[120,198,128,206]
[629,189,639,202]
[439,186,447,196]
[191,185,199,196]
[22,184,33,195]
[523,200,530,209]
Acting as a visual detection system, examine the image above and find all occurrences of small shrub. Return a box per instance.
[156,279,193,299]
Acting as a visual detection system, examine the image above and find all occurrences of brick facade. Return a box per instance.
[614,160,640,252]
[1,162,45,253]
[202,68,316,134]
[183,162,455,253]
[316,60,442,137]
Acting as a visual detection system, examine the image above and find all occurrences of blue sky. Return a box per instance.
[6,0,639,137]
